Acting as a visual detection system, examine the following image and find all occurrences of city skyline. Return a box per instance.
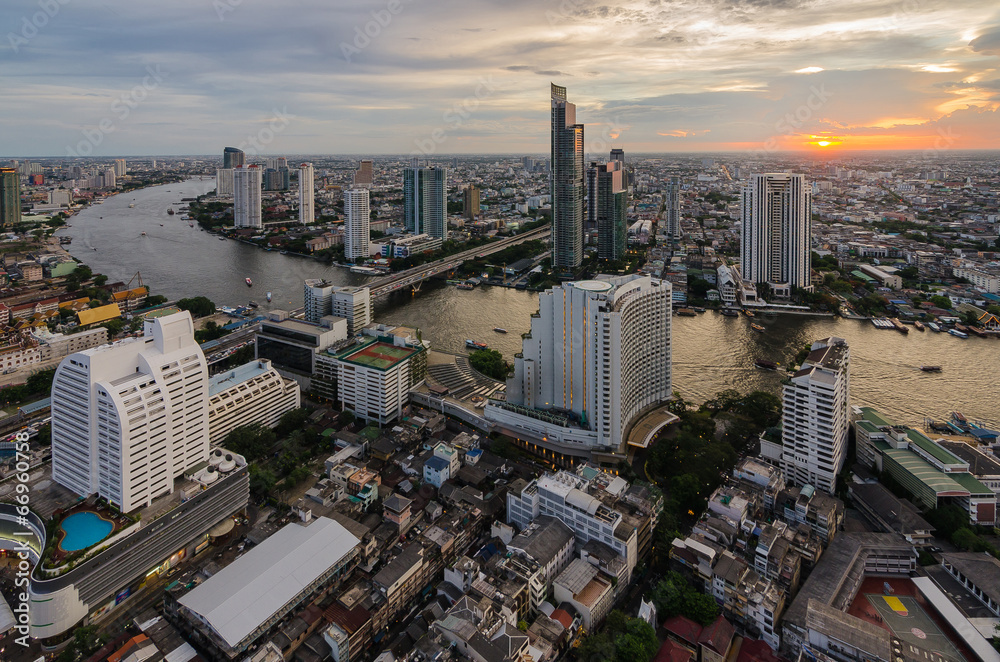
[2,1,999,156]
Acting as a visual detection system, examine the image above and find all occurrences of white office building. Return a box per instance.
[779,337,850,494]
[344,188,370,261]
[303,279,371,334]
[740,173,812,291]
[299,162,314,225]
[507,471,638,576]
[216,168,234,197]
[486,274,671,455]
[207,359,301,445]
[50,312,210,513]
[234,165,262,228]
[331,338,425,425]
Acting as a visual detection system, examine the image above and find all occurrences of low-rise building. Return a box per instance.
[332,337,426,425]
[552,558,614,631]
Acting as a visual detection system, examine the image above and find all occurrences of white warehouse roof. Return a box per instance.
[178,516,360,650]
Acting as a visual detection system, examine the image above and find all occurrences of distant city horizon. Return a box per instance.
[6,148,1000,160]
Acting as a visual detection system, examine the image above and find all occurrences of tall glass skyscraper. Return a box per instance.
[223,146,245,169]
[0,167,21,228]
[550,84,584,270]
[403,166,447,239]
[596,162,627,261]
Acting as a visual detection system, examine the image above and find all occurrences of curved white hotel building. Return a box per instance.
[486,274,672,462]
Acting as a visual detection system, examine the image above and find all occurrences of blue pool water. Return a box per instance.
[60,512,114,552]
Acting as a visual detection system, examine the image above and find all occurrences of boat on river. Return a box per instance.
[949,328,968,338]
[920,366,942,372]
[266,292,272,303]
[914,321,925,331]
[755,359,779,370]
[466,340,488,350]
[928,322,941,332]
[245,277,253,287]
[751,323,765,332]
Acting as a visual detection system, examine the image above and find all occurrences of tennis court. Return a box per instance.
[867,594,963,662]
[343,342,415,370]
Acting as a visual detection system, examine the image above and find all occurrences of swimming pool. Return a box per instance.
[59,512,114,552]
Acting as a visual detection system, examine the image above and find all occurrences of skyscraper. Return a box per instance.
[586,162,599,232]
[596,162,627,261]
[103,168,116,189]
[488,274,672,454]
[216,168,234,197]
[113,158,127,177]
[403,166,447,239]
[0,167,21,228]
[550,84,585,270]
[298,163,314,225]
[740,173,812,291]
[609,148,624,163]
[463,185,480,220]
[664,177,681,239]
[50,312,210,512]
[344,188,370,261]
[353,159,374,188]
[223,146,245,169]
[234,165,262,228]
[779,337,850,493]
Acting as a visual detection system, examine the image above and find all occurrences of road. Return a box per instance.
[367,225,550,297]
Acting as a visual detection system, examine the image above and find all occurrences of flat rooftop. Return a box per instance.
[178,516,360,651]
[209,360,271,396]
[336,341,417,371]
[939,440,1000,476]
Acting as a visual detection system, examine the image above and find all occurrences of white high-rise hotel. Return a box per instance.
[344,188,370,261]
[740,173,812,291]
[299,162,314,225]
[779,337,850,494]
[50,312,210,513]
[487,274,671,457]
[233,165,262,228]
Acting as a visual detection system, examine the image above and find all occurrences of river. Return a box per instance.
[57,179,1000,429]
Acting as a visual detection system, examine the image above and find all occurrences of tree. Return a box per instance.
[36,423,51,446]
[339,410,356,427]
[222,423,277,462]
[73,265,93,282]
[960,310,980,327]
[684,591,721,626]
[276,408,311,437]
[176,296,216,318]
[146,294,168,307]
[469,349,511,381]
[929,295,952,309]
[93,274,108,287]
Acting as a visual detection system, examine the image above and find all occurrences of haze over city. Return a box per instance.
[3,0,1000,155]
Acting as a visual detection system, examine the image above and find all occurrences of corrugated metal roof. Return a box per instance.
[178,517,359,650]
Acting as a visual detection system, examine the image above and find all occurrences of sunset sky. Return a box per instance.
[2,0,999,156]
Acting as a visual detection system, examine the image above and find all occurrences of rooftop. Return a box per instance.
[507,515,574,566]
[208,360,272,396]
[336,340,418,371]
[177,516,360,650]
[939,440,1000,476]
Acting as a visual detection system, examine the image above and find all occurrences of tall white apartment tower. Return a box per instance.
[50,312,210,513]
[664,177,681,239]
[344,188,370,261]
[215,168,234,197]
[494,274,672,452]
[299,163,315,224]
[233,165,262,228]
[113,158,127,177]
[779,337,850,494]
[740,173,812,291]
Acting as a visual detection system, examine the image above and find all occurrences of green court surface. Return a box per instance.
[867,594,963,662]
